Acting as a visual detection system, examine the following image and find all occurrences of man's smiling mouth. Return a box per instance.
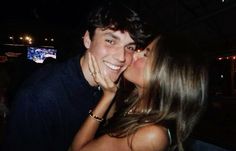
[104,61,121,71]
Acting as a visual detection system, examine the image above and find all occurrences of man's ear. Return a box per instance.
[83,30,91,49]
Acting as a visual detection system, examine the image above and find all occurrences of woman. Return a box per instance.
[69,34,208,151]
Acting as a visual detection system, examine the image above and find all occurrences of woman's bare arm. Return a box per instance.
[69,53,118,151]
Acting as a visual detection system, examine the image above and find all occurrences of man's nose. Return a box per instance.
[115,47,125,62]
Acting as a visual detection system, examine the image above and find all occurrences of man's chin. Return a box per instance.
[109,73,120,82]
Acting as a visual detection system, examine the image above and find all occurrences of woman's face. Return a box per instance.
[124,40,156,89]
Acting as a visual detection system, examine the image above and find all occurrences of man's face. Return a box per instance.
[84,28,136,82]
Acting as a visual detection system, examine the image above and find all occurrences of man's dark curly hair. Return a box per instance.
[86,1,154,50]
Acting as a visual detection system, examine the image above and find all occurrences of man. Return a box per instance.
[3,2,153,151]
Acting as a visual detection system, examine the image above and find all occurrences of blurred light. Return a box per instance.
[24,35,33,44]
[19,37,23,40]
[9,36,13,40]
[218,57,222,60]
[50,38,54,42]
[45,38,48,41]
[25,36,31,41]
[233,56,236,60]
[220,75,224,78]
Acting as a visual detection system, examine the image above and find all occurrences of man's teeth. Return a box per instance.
[104,62,121,70]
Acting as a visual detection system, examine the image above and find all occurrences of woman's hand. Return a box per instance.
[69,53,120,151]
[88,52,119,98]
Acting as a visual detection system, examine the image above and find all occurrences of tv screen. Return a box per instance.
[27,47,57,63]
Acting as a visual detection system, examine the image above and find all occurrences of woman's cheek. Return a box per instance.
[133,59,146,72]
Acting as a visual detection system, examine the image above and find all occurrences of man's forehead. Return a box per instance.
[96,28,135,44]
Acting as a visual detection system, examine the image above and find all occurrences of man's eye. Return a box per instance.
[105,39,114,44]
[126,46,136,52]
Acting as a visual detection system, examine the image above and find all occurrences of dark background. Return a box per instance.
[1,0,236,54]
[0,0,236,150]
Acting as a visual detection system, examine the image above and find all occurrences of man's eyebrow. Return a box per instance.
[104,32,120,40]
[127,42,136,45]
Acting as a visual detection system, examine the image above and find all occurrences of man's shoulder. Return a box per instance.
[18,55,83,94]
[25,55,81,85]
[23,63,60,87]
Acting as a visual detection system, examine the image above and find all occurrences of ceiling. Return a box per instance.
[1,0,236,55]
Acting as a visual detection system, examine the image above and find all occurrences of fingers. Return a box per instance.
[90,53,102,84]
[88,52,118,93]
[115,77,121,88]
[88,52,103,85]
[88,53,101,78]
[88,52,95,76]
[91,53,101,77]
[103,75,117,92]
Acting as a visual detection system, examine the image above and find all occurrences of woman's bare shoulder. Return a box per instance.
[76,125,169,151]
[131,125,169,151]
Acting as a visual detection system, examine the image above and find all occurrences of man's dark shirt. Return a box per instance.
[3,55,102,151]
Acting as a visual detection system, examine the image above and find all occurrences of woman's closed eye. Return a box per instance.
[144,48,150,57]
